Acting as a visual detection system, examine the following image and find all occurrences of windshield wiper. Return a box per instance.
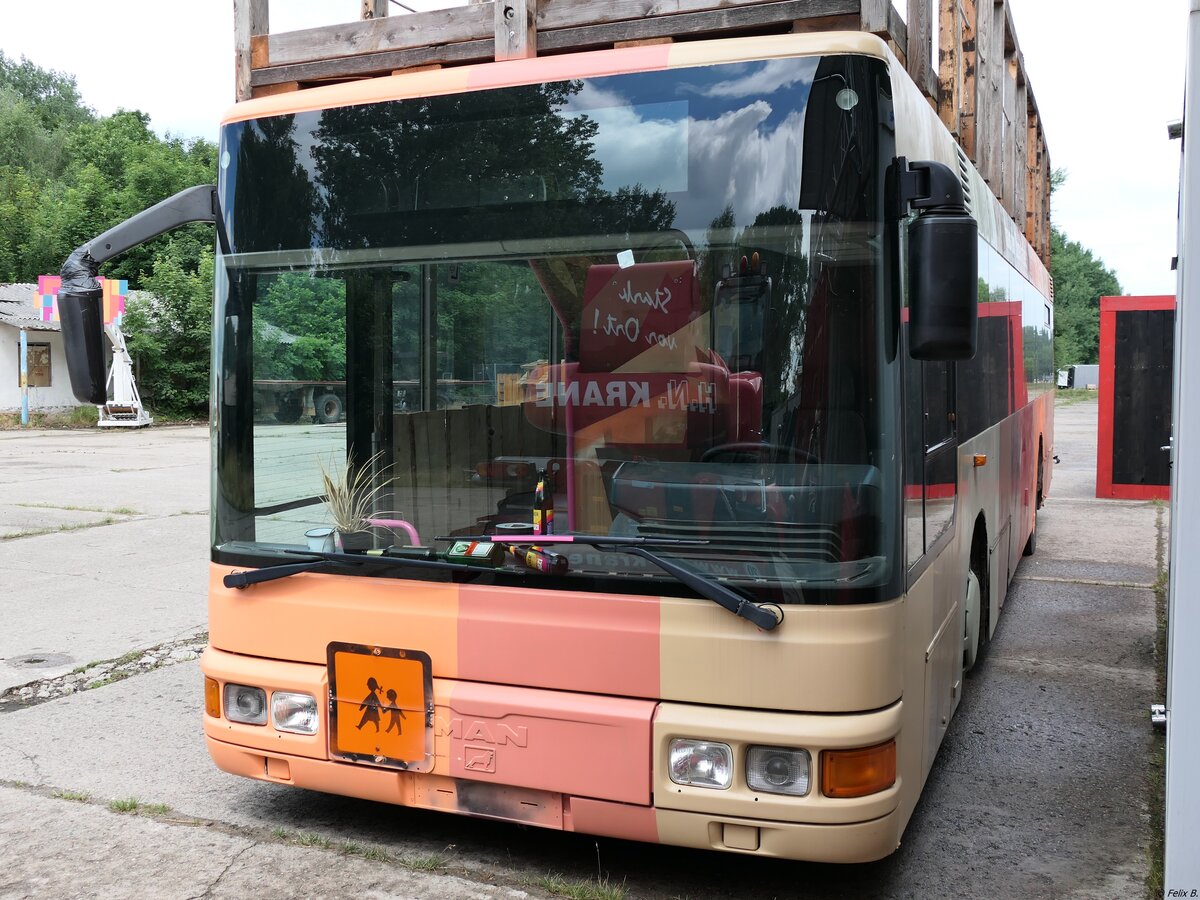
[451,534,784,631]
[222,549,483,589]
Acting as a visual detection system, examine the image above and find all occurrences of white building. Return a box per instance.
[0,283,82,412]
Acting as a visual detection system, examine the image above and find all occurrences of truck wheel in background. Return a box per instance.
[315,393,342,424]
[274,395,302,424]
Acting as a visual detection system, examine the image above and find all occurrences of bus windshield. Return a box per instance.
[212,53,899,604]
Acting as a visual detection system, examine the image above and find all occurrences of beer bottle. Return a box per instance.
[507,544,569,576]
[532,468,554,535]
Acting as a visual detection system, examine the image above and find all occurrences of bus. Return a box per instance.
[59,27,1052,863]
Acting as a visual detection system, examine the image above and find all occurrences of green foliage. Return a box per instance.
[0,53,92,131]
[122,244,214,418]
[254,274,347,381]
[1050,225,1122,368]
[0,52,219,417]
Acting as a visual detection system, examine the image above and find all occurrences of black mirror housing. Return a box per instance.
[908,213,978,360]
[59,288,107,404]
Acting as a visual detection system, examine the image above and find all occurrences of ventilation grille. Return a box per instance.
[955,145,973,215]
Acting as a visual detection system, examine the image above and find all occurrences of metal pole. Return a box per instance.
[19,329,28,426]
[1165,1,1200,892]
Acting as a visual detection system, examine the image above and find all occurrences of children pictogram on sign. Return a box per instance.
[356,677,383,732]
[384,688,407,734]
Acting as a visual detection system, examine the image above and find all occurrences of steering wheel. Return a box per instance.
[640,228,697,262]
[700,442,817,465]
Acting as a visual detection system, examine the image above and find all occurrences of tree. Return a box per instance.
[1050,225,1121,368]
[122,243,214,418]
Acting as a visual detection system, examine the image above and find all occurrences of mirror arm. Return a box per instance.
[58,184,224,404]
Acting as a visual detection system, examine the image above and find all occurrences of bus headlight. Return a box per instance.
[746,746,811,796]
[223,683,267,725]
[669,739,733,789]
[271,691,319,735]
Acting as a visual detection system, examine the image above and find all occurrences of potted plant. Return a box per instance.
[319,451,387,552]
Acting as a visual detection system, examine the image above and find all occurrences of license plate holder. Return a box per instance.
[327,642,434,772]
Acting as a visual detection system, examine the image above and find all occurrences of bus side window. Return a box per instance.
[905,357,957,571]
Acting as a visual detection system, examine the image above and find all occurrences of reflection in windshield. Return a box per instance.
[214,53,898,604]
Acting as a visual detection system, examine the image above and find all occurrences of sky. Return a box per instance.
[0,0,1190,295]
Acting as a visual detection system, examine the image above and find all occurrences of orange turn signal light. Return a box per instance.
[204,676,221,719]
[821,740,897,798]
[973,454,988,467]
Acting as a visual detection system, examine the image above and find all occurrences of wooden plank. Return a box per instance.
[907,0,934,100]
[234,0,270,102]
[496,0,538,60]
[263,4,494,69]
[259,0,860,71]
[937,0,961,135]
[362,0,389,18]
[540,0,858,53]
[791,13,858,33]
[959,0,976,158]
[1025,103,1038,248]
[1013,71,1026,232]
[1000,49,1017,212]
[973,0,1000,189]
[249,80,299,98]
[860,0,890,32]
[540,0,855,28]
[252,40,493,87]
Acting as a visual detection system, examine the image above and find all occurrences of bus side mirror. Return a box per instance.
[56,184,222,405]
[889,157,979,361]
[59,281,108,404]
[908,213,978,360]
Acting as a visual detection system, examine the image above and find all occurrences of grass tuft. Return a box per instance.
[532,874,625,900]
[51,789,90,802]
[398,853,446,871]
[296,832,333,850]
[109,797,140,813]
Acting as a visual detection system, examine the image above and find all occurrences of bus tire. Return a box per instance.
[315,393,342,424]
[963,568,982,671]
[966,522,990,676]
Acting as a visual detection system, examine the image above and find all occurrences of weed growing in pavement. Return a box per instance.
[1,517,118,540]
[109,797,140,813]
[140,803,171,816]
[340,841,393,863]
[15,502,141,516]
[51,789,90,802]
[272,827,290,839]
[297,832,333,849]
[86,670,134,690]
[531,873,625,900]
[398,853,446,871]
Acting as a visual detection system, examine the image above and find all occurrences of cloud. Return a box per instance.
[694,58,818,99]
[673,101,806,228]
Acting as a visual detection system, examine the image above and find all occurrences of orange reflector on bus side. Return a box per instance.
[974,454,988,467]
[821,740,896,798]
[205,677,221,718]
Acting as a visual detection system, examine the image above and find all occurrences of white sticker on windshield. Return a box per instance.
[616,249,635,269]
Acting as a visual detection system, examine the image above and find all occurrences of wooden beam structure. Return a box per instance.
[232,0,1052,266]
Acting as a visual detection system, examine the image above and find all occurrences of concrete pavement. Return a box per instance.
[0,425,210,693]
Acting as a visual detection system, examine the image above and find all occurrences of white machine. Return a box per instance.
[97,319,152,427]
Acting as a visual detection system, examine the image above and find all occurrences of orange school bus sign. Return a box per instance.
[327,642,434,772]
